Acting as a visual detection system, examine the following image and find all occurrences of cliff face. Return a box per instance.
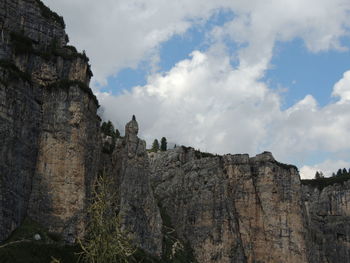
[150,148,309,263]
[2,1,350,262]
[110,118,163,256]
[0,0,100,242]
[27,85,100,242]
[303,182,350,263]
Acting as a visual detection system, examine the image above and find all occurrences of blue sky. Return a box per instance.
[44,0,350,178]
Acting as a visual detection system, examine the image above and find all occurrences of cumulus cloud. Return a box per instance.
[43,0,350,176]
[42,0,231,85]
[98,50,350,175]
[43,0,350,85]
[332,70,350,103]
[98,49,280,155]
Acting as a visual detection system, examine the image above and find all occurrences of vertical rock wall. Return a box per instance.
[0,0,100,242]
[27,85,100,242]
[110,118,163,256]
[0,68,41,241]
[303,182,350,263]
[150,148,309,263]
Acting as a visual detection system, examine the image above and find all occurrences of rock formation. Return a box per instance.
[0,0,100,242]
[110,117,163,256]
[303,182,350,263]
[149,147,309,263]
[1,1,350,262]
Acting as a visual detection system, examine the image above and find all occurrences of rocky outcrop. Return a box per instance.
[0,0,100,242]
[303,182,350,263]
[110,117,163,256]
[150,147,309,263]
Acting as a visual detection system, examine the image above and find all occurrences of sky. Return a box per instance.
[42,0,350,179]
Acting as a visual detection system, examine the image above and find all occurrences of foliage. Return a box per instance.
[78,174,135,263]
[35,0,65,28]
[181,146,216,159]
[0,217,79,263]
[160,137,167,152]
[10,31,34,55]
[314,171,324,179]
[301,167,350,190]
[101,121,120,154]
[151,139,160,152]
[0,242,80,263]
[47,79,99,107]
[0,59,32,83]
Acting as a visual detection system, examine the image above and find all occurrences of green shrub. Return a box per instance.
[0,59,32,83]
[10,32,33,54]
[0,217,79,263]
[301,173,350,191]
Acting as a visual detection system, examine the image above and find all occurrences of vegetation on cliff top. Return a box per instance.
[101,121,120,154]
[301,168,350,190]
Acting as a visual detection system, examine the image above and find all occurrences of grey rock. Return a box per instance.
[150,147,308,263]
[303,182,350,263]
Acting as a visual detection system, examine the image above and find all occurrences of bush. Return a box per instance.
[0,59,32,83]
[301,173,350,190]
[78,174,135,263]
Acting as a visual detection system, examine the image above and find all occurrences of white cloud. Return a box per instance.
[43,0,350,170]
[300,160,350,179]
[43,0,350,86]
[98,50,350,169]
[332,70,350,103]
[42,0,231,85]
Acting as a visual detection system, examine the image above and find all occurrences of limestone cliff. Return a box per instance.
[303,182,350,263]
[2,1,350,263]
[149,147,309,263]
[0,0,100,242]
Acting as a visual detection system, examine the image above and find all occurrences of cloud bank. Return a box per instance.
[43,0,350,178]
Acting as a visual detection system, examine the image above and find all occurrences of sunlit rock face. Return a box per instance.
[150,148,309,263]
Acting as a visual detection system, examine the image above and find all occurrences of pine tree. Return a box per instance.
[160,137,167,151]
[315,171,321,179]
[337,168,342,176]
[343,168,347,174]
[115,128,120,138]
[151,139,160,152]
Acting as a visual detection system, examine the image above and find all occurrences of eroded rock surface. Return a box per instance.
[303,182,350,263]
[150,147,309,263]
[110,118,163,256]
[0,0,100,242]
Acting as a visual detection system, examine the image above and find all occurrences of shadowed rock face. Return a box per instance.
[303,182,350,263]
[150,148,309,263]
[0,0,100,242]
